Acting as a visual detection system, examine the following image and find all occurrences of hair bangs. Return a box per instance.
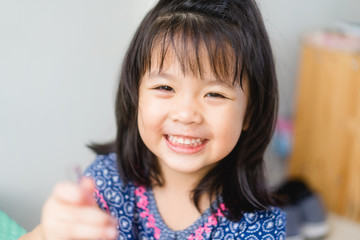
[141,12,245,87]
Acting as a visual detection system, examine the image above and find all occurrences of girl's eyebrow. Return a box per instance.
[206,79,233,89]
[148,71,177,81]
[148,71,233,89]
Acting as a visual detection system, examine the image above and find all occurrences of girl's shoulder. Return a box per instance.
[83,152,120,181]
[217,207,286,239]
[242,207,286,230]
[83,153,137,206]
[84,152,119,175]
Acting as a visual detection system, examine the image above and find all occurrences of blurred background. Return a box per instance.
[0,0,359,238]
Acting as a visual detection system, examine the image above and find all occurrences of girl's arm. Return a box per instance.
[19,178,117,240]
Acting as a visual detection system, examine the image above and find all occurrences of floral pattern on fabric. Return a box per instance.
[84,153,286,240]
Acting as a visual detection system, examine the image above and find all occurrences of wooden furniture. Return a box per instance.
[289,33,360,222]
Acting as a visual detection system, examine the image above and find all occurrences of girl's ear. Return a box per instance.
[242,120,249,131]
[242,108,251,131]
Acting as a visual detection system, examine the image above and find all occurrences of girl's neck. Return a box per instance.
[152,160,214,212]
[151,165,213,230]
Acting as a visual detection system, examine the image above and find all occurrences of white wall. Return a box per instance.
[1,0,359,231]
[258,0,360,116]
[0,0,155,230]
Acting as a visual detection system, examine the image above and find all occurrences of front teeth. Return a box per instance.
[167,135,204,147]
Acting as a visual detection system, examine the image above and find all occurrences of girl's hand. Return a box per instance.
[40,177,117,240]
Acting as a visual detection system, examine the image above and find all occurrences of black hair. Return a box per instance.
[90,0,278,221]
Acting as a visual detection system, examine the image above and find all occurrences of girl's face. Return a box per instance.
[137,49,248,179]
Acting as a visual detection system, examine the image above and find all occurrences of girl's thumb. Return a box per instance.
[79,177,97,206]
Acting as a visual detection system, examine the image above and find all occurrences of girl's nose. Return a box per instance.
[170,97,203,125]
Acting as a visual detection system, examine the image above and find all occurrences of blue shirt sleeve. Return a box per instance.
[83,153,122,213]
[241,207,286,240]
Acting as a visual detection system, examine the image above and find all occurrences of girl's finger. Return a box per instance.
[42,199,117,240]
[79,177,97,206]
[46,194,115,226]
[52,179,97,206]
[51,220,117,240]
[52,181,85,205]
[79,177,95,191]
[67,205,116,226]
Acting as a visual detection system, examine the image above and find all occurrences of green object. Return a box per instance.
[0,210,27,240]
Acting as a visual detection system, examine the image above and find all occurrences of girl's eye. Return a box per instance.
[205,92,226,98]
[154,85,174,92]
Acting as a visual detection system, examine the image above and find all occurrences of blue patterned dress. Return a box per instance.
[84,153,286,240]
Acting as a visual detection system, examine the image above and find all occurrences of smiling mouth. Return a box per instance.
[165,134,207,148]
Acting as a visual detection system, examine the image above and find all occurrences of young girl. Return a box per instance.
[21,0,286,239]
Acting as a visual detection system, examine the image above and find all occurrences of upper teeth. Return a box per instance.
[168,135,203,146]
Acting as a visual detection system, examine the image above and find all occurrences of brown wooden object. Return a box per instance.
[289,38,360,221]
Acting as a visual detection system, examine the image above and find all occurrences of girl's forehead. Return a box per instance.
[150,44,207,73]
[147,38,238,84]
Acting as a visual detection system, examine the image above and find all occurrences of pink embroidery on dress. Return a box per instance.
[187,203,226,240]
[135,186,161,239]
[94,188,110,213]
